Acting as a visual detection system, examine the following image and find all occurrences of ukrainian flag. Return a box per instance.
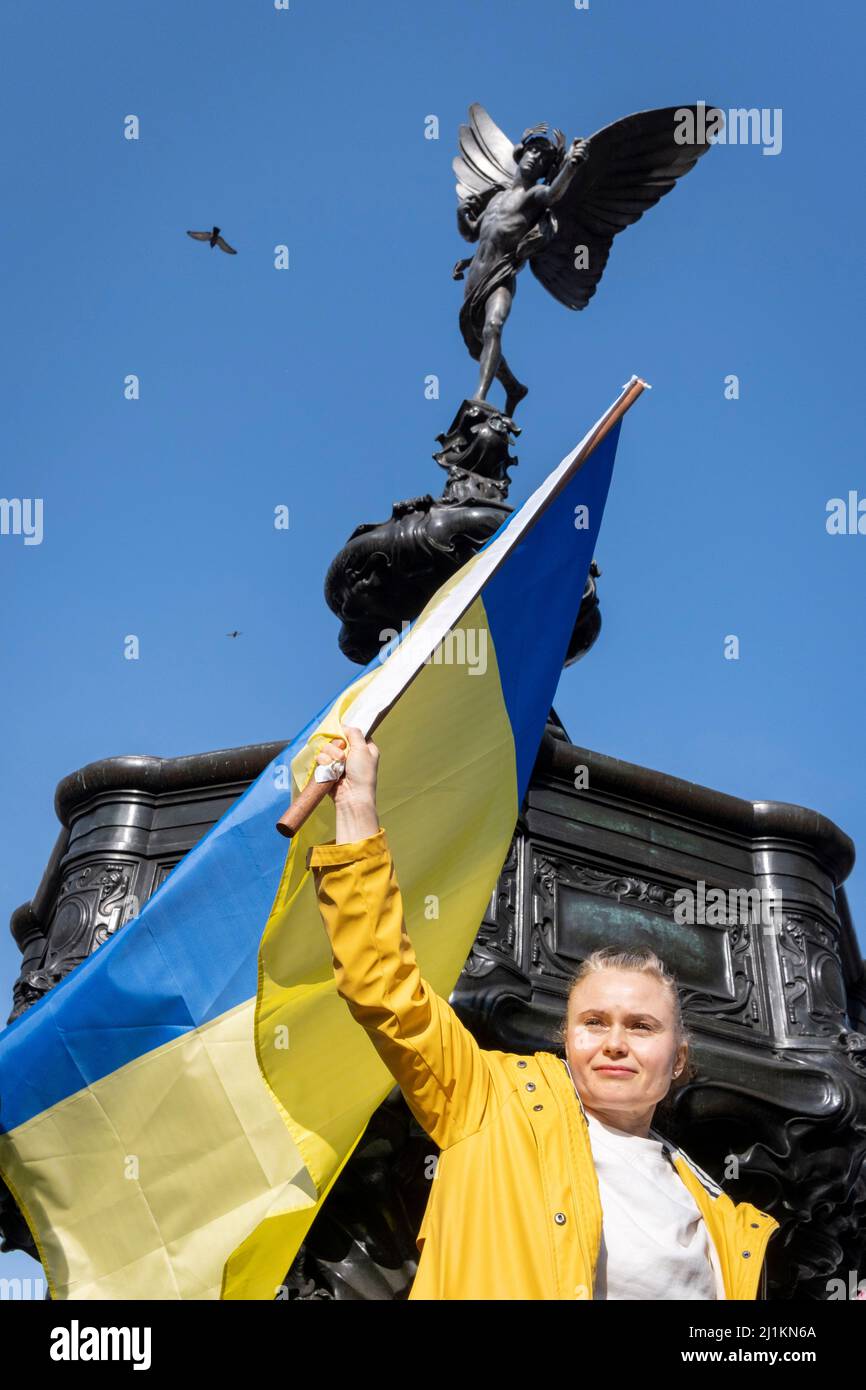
[0,380,644,1298]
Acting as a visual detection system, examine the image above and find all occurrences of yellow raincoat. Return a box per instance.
[307,827,780,1301]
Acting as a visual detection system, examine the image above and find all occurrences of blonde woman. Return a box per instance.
[306,726,780,1301]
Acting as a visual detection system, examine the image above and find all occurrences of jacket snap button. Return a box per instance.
[554,1212,567,1225]
[525,1082,536,1092]
[533,1104,543,1112]
[751,1222,759,1228]
[742,1251,751,1258]
[517,1060,527,1069]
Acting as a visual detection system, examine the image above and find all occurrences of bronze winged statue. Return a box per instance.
[453,103,719,416]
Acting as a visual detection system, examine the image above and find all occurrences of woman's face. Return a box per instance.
[564,969,687,1126]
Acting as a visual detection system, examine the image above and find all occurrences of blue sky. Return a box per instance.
[1,1,864,1286]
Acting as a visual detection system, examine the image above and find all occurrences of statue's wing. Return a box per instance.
[530,105,720,310]
[453,103,517,201]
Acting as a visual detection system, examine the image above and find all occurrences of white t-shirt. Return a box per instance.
[585,1110,726,1301]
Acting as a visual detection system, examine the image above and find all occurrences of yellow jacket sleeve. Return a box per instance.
[306,826,495,1150]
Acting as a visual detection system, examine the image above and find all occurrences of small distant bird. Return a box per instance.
[226,630,242,638]
[187,226,237,254]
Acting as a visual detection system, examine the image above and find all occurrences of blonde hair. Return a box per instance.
[553,946,697,1102]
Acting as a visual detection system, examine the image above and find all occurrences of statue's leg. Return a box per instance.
[475,287,512,403]
[496,354,528,418]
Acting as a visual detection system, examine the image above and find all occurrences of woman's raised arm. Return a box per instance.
[306,727,495,1150]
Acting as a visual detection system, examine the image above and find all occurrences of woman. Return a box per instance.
[305,726,780,1301]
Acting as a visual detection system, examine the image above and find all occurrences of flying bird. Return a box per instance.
[226,630,242,638]
[187,226,237,254]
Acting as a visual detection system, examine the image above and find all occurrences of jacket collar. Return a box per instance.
[561,1056,588,1121]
